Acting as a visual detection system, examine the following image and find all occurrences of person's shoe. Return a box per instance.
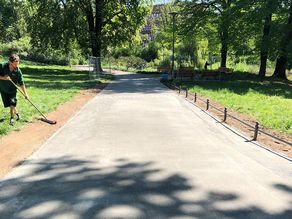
[16,113,20,121]
[9,117,14,126]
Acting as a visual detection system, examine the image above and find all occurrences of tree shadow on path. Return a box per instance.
[0,157,291,218]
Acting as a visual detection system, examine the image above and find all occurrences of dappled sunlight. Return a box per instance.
[184,75,292,99]
[20,66,113,91]
[0,157,291,218]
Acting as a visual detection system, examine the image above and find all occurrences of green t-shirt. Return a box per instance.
[0,62,24,94]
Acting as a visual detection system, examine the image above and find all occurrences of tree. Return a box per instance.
[229,0,290,78]
[177,0,234,68]
[140,41,159,61]
[0,0,25,43]
[258,0,274,77]
[219,0,232,68]
[273,2,292,79]
[26,0,150,68]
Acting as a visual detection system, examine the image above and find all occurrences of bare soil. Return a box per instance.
[0,84,107,178]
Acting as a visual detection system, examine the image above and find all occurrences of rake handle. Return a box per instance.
[9,79,48,120]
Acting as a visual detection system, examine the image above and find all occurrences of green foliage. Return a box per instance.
[181,76,292,134]
[139,41,159,62]
[287,41,292,70]
[0,0,24,43]
[173,0,292,74]
[0,37,31,57]
[1,0,291,78]
[0,39,86,66]
[103,56,148,71]
[158,58,171,68]
[102,1,150,48]
[26,51,69,66]
[25,0,150,58]
[0,63,111,136]
[119,56,147,70]
[112,46,134,59]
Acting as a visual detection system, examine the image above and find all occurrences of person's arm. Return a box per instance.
[20,84,29,100]
[16,68,29,99]
[0,75,11,80]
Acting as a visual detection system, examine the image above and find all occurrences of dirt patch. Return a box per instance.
[0,83,107,178]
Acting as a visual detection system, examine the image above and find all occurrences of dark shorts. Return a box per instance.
[0,92,17,108]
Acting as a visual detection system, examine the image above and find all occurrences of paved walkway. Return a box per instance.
[0,72,292,219]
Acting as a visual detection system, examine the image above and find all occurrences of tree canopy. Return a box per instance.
[0,0,291,79]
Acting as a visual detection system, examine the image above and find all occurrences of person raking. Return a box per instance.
[0,54,29,126]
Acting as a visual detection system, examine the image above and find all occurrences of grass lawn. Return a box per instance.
[177,73,292,135]
[0,62,113,136]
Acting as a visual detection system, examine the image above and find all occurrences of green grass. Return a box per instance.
[0,63,113,136]
[178,73,292,134]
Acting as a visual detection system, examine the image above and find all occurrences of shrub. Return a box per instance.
[139,42,159,62]
[26,49,70,66]
[0,37,31,58]
[122,56,147,70]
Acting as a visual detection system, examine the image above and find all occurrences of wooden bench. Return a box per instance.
[157,67,171,73]
[176,67,222,81]
[218,67,233,73]
[200,71,221,80]
[177,67,195,79]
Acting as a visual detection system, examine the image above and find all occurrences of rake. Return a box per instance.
[10,80,57,125]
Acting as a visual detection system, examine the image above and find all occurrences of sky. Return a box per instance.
[154,0,172,5]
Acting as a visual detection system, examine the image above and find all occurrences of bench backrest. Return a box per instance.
[218,67,233,73]
[157,67,171,72]
[177,67,195,77]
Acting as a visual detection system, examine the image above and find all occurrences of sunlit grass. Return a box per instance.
[181,77,292,134]
[0,63,113,135]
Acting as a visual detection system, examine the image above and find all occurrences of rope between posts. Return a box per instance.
[227,114,255,129]
[259,129,292,147]
[169,83,291,147]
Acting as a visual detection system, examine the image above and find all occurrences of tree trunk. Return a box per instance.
[259,13,272,78]
[219,0,230,68]
[274,56,287,79]
[86,0,103,72]
[273,5,292,79]
[220,38,228,68]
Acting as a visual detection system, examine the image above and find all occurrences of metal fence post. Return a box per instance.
[206,99,209,110]
[194,93,197,102]
[185,88,188,98]
[223,107,227,122]
[253,122,259,141]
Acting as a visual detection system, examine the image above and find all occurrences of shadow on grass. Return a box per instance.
[21,66,113,90]
[0,157,291,218]
[179,72,292,99]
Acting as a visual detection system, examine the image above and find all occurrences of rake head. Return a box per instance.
[40,118,57,125]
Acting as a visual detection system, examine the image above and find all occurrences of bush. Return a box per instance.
[0,37,31,58]
[158,58,171,68]
[121,56,147,70]
[26,52,70,65]
[139,42,159,62]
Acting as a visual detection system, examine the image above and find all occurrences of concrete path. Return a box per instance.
[0,72,292,219]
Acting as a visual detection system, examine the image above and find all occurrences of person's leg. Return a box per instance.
[10,106,17,117]
[9,106,15,126]
[0,92,16,125]
[9,95,18,126]
[15,106,20,120]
